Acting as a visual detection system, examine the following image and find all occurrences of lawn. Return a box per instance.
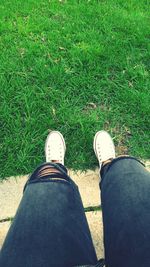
[0,0,150,178]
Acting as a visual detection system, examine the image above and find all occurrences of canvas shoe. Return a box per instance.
[93,130,115,169]
[45,131,66,165]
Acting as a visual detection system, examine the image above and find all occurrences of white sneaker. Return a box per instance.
[45,131,66,165]
[93,130,116,169]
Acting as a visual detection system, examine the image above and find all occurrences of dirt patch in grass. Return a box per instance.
[104,122,132,156]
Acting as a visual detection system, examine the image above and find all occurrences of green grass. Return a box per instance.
[0,0,150,179]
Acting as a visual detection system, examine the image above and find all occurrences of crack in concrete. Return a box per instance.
[0,217,13,223]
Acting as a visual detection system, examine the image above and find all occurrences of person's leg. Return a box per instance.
[93,130,150,267]
[100,157,150,267]
[0,132,97,267]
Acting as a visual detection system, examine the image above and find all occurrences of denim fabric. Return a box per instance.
[100,157,150,267]
[0,158,150,267]
[0,163,97,267]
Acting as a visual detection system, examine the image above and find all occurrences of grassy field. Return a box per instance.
[0,0,150,178]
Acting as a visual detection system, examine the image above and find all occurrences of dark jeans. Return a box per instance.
[0,158,150,267]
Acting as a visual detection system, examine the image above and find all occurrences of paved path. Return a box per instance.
[0,160,149,258]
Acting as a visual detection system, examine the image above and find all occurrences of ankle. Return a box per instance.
[51,160,61,163]
[102,158,113,167]
[101,155,129,169]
